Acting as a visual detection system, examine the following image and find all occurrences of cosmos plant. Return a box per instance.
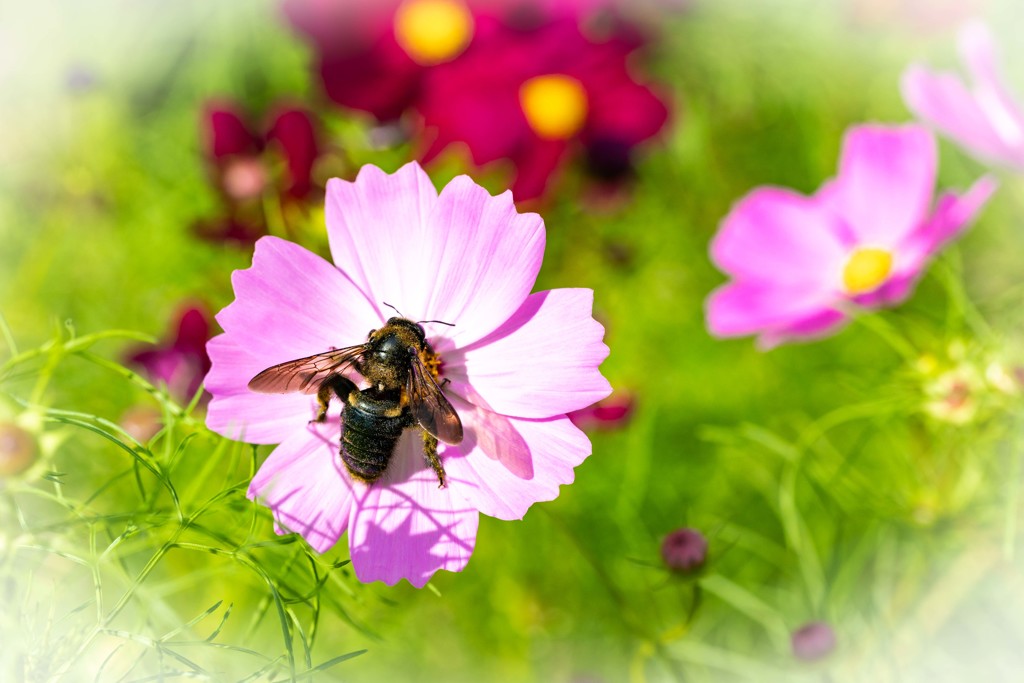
[903,21,1024,171]
[204,162,611,586]
[706,123,996,348]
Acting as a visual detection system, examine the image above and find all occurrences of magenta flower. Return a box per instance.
[568,391,634,431]
[418,18,669,200]
[127,305,213,403]
[196,101,322,244]
[204,162,611,586]
[706,124,996,348]
[282,0,488,122]
[902,21,1024,171]
[281,0,619,123]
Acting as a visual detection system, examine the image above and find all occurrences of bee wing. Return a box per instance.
[248,344,368,394]
[408,355,464,445]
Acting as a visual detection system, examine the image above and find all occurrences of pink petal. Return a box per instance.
[711,187,846,285]
[416,176,545,345]
[443,289,611,419]
[348,431,478,587]
[205,335,322,444]
[706,280,840,339]
[326,164,547,346]
[443,397,591,520]
[756,308,848,350]
[959,21,1024,155]
[248,421,355,553]
[901,65,1013,164]
[206,236,379,443]
[217,236,379,363]
[325,163,440,318]
[830,124,936,247]
[898,174,999,271]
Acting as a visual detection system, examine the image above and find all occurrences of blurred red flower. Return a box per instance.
[196,102,322,244]
[417,18,670,200]
[282,0,489,122]
[127,305,213,404]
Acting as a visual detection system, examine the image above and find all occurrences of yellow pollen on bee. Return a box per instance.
[842,247,893,294]
[519,74,589,140]
[393,0,474,65]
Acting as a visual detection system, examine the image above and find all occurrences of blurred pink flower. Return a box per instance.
[706,124,995,349]
[568,392,634,431]
[127,305,212,403]
[902,21,1024,171]
[204,162,611,586]
[196,102,322,244]
[418,18,669,200]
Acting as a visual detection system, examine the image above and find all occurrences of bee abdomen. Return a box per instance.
[340,391,412,483]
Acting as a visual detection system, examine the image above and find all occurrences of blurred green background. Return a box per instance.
[3,0,1024,681]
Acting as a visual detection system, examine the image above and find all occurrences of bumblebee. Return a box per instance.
[248,317,463,487]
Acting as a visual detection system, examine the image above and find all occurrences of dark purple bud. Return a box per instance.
[0,422,36,477]
[661,528,707,573]
[791,621,836,661]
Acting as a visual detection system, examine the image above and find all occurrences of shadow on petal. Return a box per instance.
[348,432,478,587]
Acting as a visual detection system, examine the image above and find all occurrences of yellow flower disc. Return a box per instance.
[519,74,589,140]
[394,0,474,65]
[842,247,893,294]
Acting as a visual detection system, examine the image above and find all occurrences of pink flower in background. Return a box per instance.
[204,162,611,586]
[706,124,996,349]
[127,305,213,402]
[418,18,669,201]
[196,102,322,244]
[902,21,1024,171]
[568,392,634,431]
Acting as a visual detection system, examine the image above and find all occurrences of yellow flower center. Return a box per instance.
[519,75,589,140]
[393,0,473,65]
[842,247,893,294]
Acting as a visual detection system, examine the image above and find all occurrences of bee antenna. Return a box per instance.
[382,301,404,317]
[417,319,455,327]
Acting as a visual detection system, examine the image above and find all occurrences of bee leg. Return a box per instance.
[422,432,447,488]
[313,375,358,423]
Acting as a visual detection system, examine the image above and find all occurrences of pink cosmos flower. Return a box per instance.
[417,18,669,200]
[706,124,996,349]
[127,304,213,403]
[204,162,611,586]
[902,21,1024,171]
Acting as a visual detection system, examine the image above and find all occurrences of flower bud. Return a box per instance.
[0,422,37,477]
[660,528,707,573]
[120,406,163,443]
[791,621,836,661]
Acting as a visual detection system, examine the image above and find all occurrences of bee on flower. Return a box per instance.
[204,162,611,586]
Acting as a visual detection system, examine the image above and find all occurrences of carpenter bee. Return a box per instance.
[248,316,463,487]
